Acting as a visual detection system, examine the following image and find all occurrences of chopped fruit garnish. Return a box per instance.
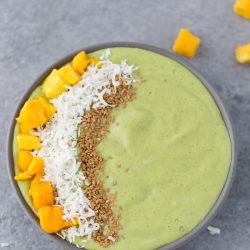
[38,206,78,233]
[17,134,41,150]
[29,172,43,195]
[17,99,47,128]
[17,150,33,171]
[38,97,56,120]
[172,28,200,58]
[14,172,32,181]
[29,182,54,210]
[42,69,69,99]
[72,51,89,74]
[19,123,34,134]
[27,156,44,175]
[58,65,81,85]
[234,0,250,19]
[235,43,250,63]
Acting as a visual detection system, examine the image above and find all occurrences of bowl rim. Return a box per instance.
[6,42,237,250]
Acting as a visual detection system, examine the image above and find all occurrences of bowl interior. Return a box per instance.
[7,42,236,250]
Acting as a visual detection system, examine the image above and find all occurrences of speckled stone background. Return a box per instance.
[0,0,250,249]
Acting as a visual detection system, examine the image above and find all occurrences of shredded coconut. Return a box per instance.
[34,50,135,244]
[207,225,221,235]
[107,236,116,242]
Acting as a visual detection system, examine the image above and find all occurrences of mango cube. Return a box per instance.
[29,182,54,210]
[42,69,69,99]
[58,65,81,85]
[17,100,47,129]
[29,172,43,195]
[15,155,44,182]
[234,0,250,19]
[17,134,41,150]
[235,43,250,63]
[39,206,78,233]
[72,51,89,74]
[17,150,33,171]
[27,156,44,175]
[172,29,200,58]
[20,123,34,134]
[63,217,79,228]
[38,97,56,120]
[14,172,32,181]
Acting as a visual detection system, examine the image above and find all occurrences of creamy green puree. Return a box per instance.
[13,48,231,250]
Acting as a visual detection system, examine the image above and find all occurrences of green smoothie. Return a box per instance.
[13,48,231,250]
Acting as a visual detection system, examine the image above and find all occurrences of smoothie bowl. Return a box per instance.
[7,43,236,250]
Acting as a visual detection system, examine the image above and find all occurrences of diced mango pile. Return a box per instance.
[170,1,250,63]
[14,51,98,233]
[42,51,100,99]
[233,0,250,63]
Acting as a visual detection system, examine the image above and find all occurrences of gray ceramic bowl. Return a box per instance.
[7,42,236,250]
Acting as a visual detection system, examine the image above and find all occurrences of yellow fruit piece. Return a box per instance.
[42,69,69,99]
[17,134,41,150]
[29,172,43,195]
[39,206,63,233]
[14,172,32,181]
[63,218,79,228]
[30,182,54,210]
[17,150,33,171]
[19,123,34,134]
[72,51,89,74]
[27,156,44,175]
[88,57,102,68]
[38,206,78,233]
[38,97,56,120]
[172,29,200,58]
[17,100,47,129]
[234,0,250,19]
[235,43,250,63]
[58,64,81,85]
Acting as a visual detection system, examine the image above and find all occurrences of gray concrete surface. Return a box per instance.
[0,0,250,249]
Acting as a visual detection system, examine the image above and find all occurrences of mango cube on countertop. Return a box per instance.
[234,0,250,19]
[235,43,250,63]
[172,29,200,58]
